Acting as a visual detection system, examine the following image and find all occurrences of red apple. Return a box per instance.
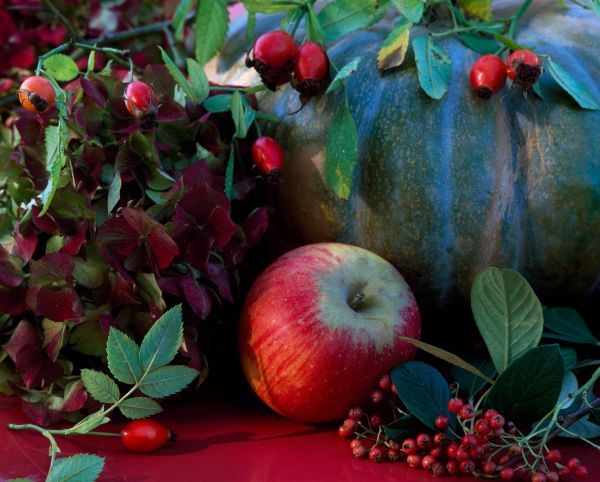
[239,243,421,423]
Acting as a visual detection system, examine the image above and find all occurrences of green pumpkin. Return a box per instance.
[210,1,600,308]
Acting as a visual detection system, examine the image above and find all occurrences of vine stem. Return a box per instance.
[508,0,534,41]
[8,424,120,438]
[42,0,79,40]
[35,41,130,75]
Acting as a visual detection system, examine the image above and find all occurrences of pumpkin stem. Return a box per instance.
[348,292,365,311]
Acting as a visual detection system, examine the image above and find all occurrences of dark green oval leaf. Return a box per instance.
[543,306,599,346]
[546,58,599,110]
[412,35,451,100]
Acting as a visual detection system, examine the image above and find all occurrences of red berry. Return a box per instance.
[475,418,491,434]
[252,30,298,70]
[499,454,512,465]
[435,415,450,430]
[574,466,588,479]
[459,404,476,419]
[353,444,368,459]
[567,458,583,472]
[348,407,364,421]
[121,419,171,453]
[494,428,506,437]
[470,54,507,99]
[501,467,515,481]
[509,445,522,457]
[388,439,401,451]
[429,447,443,458]
[388,448,403,462]
[547,472,560,482]
[491,414,506,429]
[378,374,392,390]
[532,473,547,482]
[506,49,542,88]
[369,445,386,462]
[338,425,352,438]
[417,433,433,450]
[506,421,517,434]
[558,467,571,481]
[18,76,56,113]
[294,42,329,82]
[456,447,470,462]
[446,442,459,459]
[402,438,418,455]
[338,418,358,438]
[447,460,460,475]
[461,434,478,449]
[407,454,422,469]
[448,398,464,414]
[483,460,498,475]
[422,454,436,470]
[431,462,446,477]
[251,136,285,180]
[370,389,384,404]
[434,433,449,447]
[484,409,499,422]
[391,384,398,396]
[350,439,363,450]
[369,413,383,429]
[515,467,530,480]
[460,460,475,474]
[470,446,485,459]
[547,449,562,463]
[124,81,154,116]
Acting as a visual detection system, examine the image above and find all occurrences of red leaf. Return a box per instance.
[13,222,38,262]
[181,276,212,319]
[0,246,24,287]
[208,262,233,303]
[0,285,27,316]
[61,380,88,412]
[29,252,75,286]
[28,285,83,322]
[21,399,64,427]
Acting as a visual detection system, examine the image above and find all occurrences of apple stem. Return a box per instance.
[348,293,365,311]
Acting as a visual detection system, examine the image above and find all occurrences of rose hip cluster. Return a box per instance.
[469,49,543,99]
[246,30,331,101]
[338,376,588,480]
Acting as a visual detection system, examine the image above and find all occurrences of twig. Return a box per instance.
[42,0,80,40]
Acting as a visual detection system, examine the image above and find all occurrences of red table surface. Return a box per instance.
[1,392,599,482]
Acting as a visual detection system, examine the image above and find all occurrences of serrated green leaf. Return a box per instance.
[174,0,195,41]
[107,328,143,384]
[377,18,411,72]
[318,0,383,43]
[139,304,183,372]
[225,141,235,200]
[39,124,66,216]
[70,321,107,357]
[139,365,198,398]
[81,369,120,404]
[43,54,80,82]
[325,96,358,200]
[327,57,362,94]
[107,171,121,213]
[458,0,492,20]
[391,0,425,23]
[195,0,229,64]
[186,58,210,103]
[204,94,232,112]
[230,91,247,138]
[306,4,325,43]
[119,397,162,419]
[46,454,105,482]
[412,35,451,100]
[546,58,599,110]
[543,306,599,345]
[242,0,297,13]
[66,410,110,435]
[158,46,197,103]
[484,345,564,425]
[471,268,543,374]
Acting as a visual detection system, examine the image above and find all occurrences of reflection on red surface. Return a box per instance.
[1,393,599,481]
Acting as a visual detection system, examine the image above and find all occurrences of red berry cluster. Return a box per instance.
[469,49,542,99]
[246,30,331,100]
[338,376,589,480]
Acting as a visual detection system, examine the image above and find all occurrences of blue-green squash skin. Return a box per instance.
[211,2,600,308]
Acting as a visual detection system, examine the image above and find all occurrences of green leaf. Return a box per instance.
[70,321,107,357]
[399,336,493,382]
[543,306,599,345]
[139,304,183,372]
[383,415,424,442]
[458,32,500,55]
[560,347,578,372]
[81,369,120,404]
[391,0,425,23]
[66,410,110,435]
[173,0,196,41]
[39,123,66,216]
[139,365,198,398]
[230,91,247,138]
[107,328,143,384]
[452,357,496,399]
[590,0,600,18]
[225,140,235,200]
[137,273,166,312]
[204,94,232,112]
[391,361,455,431]
[0,361,20,395]
[492,34,533,52]
[47,454,105,482]
[186,58,210,103]
[73,257,106,290]
[471,268,544,374]
[318,0,383,43]
[306,4,325,43]
[242,0,298,13]
[560,418,600,439]
[119,397,162,419]
[412,35,451,100]
[195,0,229,65]
[377,18,412,72]
[484,344,564,425]
[8,479,35,482]
[327,57,362,94]
[107,171,121,213]
[557,370,578,410]
[255,111,282,122]
[546,58,599,110]
[325,96,358,200]
[86,51,96,75]
[158,46,197,103]
[458,0,492,20]
[43,54,80,82]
